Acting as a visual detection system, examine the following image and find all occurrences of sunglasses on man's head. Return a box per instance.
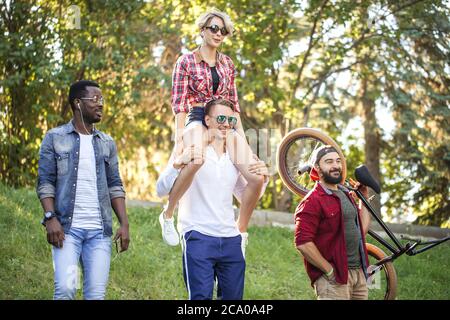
[205,24,229,36]
[80,95,104,104]
[216,115,237,127]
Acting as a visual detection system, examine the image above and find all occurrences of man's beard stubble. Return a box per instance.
[321,168,342,184]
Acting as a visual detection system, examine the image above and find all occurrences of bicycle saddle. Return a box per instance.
[355,165,381,194]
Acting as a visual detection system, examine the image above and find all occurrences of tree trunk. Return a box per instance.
[361,77,381,217]
[273,112,293,212]
[160,35,182,72]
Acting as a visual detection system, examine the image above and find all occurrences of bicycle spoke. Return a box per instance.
[277,128,347,197]
[282,137,325,194]
[366,244,397,300]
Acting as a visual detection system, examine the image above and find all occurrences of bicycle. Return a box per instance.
[277,127,450,300]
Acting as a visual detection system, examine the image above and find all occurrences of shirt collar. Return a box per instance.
[65,120,77,133]
[66,119,101,137]
[205,145,229,163]
[317,181,349,195]
[193,48,225,65]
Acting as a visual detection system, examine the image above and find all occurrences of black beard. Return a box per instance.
[83,115,100,124]
[322,170,342,184]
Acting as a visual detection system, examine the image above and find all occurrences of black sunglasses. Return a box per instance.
[216,115,237,127]
[205,24,229,36]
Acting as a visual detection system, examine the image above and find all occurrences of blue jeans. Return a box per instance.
[52,227,112,300]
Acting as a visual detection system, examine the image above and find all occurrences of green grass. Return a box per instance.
[0,183,449,300]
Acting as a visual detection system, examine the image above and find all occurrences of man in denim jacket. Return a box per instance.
[36,80,130,300]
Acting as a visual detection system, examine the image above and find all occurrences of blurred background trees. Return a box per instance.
[1,0,448,226]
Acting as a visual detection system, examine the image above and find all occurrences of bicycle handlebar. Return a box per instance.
[297,164,312,176]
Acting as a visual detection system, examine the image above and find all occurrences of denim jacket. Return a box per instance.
[36,120,126,236]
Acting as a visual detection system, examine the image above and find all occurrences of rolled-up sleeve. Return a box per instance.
[226,58,240,113]
[36,132,56,200]
[106,140,126,199]
[156,165,180,198]
[294,197,321,247]
[171,55,190,114]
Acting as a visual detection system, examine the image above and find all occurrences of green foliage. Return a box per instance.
[0,0,448,225]
[379,1,450,226]
[1,183,449,299]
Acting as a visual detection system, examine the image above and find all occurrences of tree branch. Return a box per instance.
[385,0,428,19]
[289,0,329,107]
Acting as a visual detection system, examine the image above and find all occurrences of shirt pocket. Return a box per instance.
[104,156,110,172]
[184,230,199,242]
[190,74,207,93]
[218,72,229,94]
[321,202,340,220]
[55,152,70,176]
[324,211,339,219]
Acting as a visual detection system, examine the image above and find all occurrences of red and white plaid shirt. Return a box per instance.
[171,49,240,114]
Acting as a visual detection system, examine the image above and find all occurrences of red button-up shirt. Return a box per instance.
[171,49,240,114]
[294,182,369,287]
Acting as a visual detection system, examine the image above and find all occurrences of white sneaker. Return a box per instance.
[159,210,180,246]
[241,232,249,258]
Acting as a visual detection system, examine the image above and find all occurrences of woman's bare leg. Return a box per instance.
[164,124,208,219]
[226,131,265,232]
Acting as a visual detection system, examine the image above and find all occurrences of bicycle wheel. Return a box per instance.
[277,128,347,197]
[366,243,398,300]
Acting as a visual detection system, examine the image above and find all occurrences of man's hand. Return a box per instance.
[113,225,130,252]
[173,145,203,169]
[249,155,269,181]
[46,218,65,248]
[349,178,371,234]
[349,178,369,199]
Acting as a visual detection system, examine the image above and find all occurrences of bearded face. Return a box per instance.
[316,152,342,185]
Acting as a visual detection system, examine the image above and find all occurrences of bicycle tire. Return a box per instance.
[366,243,398,300]
[276,128,347,197]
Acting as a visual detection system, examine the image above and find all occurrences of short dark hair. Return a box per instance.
[313,145,338,165]
[68,80,100,109]
[204,99,235,115]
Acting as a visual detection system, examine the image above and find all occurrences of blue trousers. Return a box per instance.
[181,230,245,300]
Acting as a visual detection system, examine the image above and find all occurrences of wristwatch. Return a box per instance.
[41,211,56,226]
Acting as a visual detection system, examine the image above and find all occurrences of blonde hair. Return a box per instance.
[196,8,234,37]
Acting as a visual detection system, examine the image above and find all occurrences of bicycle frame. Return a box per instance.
[351,186,450,266]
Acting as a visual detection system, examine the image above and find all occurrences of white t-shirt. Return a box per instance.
[72,134,102,230]
[177,146,245,237]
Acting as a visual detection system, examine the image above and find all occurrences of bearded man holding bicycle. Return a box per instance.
[294,145,371,300]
